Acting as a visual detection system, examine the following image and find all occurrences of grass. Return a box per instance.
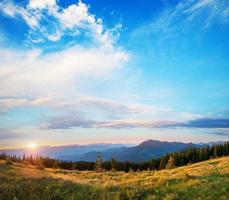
[0,157,229,200]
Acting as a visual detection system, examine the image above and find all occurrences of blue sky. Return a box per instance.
[0,0,229,148]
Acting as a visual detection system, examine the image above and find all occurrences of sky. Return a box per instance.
[0,0,229,148]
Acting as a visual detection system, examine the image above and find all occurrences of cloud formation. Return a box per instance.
[133,0,229,37]
[0,47,128,97]
[0,96,139,118]
[41,117,181,130]
[0,0,119,46]
[0,128,28,140]
[28,0,56,9]
[0,0,130,131]
[182,118,229,128]
[41,115,229,130]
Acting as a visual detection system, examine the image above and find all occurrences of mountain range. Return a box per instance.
[0,140,225,162]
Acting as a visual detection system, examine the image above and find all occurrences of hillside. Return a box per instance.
[0,156,228,200]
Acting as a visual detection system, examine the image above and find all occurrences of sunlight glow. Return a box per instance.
[27,143,38,148]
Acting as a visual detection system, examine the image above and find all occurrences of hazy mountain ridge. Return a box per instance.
[0,143,128,160]
[0,140,225,162]
[75,140,199,162]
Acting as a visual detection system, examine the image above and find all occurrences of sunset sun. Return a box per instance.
[27,143,38,149]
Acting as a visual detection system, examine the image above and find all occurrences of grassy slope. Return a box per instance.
[0,157,229,200]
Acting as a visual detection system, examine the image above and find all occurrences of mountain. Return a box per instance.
[0,140,226,162]
[202,141,225,146]
[0,143,127,160]
[75,140,197,162]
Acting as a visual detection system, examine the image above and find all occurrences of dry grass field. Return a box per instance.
[0,156,229,200]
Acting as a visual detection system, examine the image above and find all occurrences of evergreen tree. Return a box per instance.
[53,160,59,168]
[213,145,218,158]
[166,156,175,169]
[95,153,103,172]
[111,158,116,171]
[36,157,44,170]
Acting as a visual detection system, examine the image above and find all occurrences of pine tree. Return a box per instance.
[95,153,103,172]
[111,158,116,171]
[53,160,59,168]
[36,157,44,170]
[159,156,167,169]
[166,156,175,169]
[213,145,218,158]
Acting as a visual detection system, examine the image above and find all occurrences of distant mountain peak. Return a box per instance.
[139,139,161,145]
[138,139,171,148]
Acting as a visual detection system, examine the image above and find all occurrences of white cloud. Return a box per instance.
[28,0,56,9]
[0,1,17,17]
[0,96,138,114]
[40,114,229,130]
[181,0,229,27]
[60,2,90,29]
[133,0,229,37]
[184,0,214,13]
[46,31,62,41]
[0,0,118,47]
[0,46,128,97]
[0,1,41,28]
[95,119,182,129]
[38,116,190,130]
[0,98,29,115]
[56,1,115,47]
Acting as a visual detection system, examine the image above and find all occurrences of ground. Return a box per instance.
[0,157,229,200]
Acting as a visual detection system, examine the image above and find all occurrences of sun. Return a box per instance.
[27,143,38,148]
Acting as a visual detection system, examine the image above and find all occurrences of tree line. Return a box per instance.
[0,142,228,172]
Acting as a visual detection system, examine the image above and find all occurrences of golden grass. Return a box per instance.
[0,156,229,200]
[1,156,228,188]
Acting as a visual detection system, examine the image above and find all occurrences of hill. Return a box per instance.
[0,156,228,199]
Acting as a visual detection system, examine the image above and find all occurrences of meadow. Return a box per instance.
[0,156,229,200]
